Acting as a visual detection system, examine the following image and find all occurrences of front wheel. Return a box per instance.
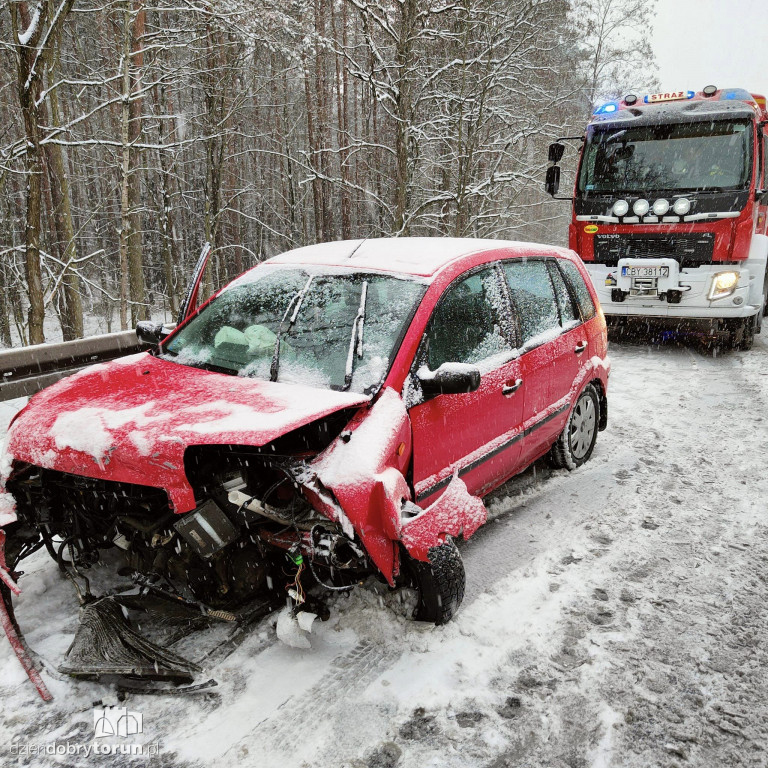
[549,384,600,470]
[406,538,465,626]
[727,315,755,351]
[740,315,756,350]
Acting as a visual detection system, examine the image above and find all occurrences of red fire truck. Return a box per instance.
[545,86,768,349]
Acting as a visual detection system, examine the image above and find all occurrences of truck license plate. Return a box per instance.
[621,265,669,278]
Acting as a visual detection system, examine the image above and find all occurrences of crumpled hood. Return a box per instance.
[5,352,369,512]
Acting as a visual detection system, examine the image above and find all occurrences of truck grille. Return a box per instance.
[593,233,716,268]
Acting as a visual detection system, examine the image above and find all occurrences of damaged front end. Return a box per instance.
[0,387,487,700]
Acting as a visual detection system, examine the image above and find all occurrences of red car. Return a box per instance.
[0,238,609,698]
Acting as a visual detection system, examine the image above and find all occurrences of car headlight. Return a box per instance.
[708,271,740,300]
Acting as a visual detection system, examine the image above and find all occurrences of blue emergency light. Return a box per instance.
[593,101,619,115]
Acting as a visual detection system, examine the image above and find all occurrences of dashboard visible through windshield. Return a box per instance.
[578,119,753,195]
[160,266,427,395]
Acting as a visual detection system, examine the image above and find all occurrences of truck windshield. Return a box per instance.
[578,120,753,194]
[160,266,426,395]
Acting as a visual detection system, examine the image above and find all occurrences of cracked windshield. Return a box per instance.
[162,267,426,393]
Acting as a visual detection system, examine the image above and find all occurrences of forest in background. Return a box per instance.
[0,0,655,346]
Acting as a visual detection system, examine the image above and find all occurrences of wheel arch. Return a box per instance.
[590,377,608,432]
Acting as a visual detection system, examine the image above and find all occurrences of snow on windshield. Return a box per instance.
[161,267,426,395]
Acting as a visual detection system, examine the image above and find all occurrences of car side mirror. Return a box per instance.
[417,363,481,398]
[548,142,565,163]
[545,165,561,197]
[136,321,165,346]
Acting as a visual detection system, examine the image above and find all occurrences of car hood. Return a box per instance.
[5,352,369,512]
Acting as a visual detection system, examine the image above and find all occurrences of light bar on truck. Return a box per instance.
[721,88,755,102]
[643,90,695,104]
[593,101,619,115]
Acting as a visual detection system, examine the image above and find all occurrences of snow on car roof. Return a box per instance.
[266,237,562,278]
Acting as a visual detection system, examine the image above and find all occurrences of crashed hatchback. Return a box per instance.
[0,238,609,699]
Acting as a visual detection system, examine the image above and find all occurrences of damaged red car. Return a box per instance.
[0,238,609,699]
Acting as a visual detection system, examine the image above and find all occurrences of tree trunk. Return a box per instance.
[393,0,416,235]
[127,0,147,325]
[44,50,83,340]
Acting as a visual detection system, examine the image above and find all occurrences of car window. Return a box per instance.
[425,267,513,370]
[558,260,597,321]
[501,260,560,345]
[547,260,579,326]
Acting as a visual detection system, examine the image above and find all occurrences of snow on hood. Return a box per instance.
[6,353,369,513]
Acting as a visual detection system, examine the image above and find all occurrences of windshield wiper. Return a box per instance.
[343,281,368,391]
[270,275,313,382]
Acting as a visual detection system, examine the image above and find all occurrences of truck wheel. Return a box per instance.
[408,538,465,626]
[763,271,768,317]
[549,384,599,470]
[740,315,756,350]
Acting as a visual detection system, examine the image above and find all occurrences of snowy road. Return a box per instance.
[2,334,768,768]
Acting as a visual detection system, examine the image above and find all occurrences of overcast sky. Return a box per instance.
[652,0,768,99]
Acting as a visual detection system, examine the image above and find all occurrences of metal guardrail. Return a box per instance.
[0,330,151,402]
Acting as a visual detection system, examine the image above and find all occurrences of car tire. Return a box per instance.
[549,384,600,470]
[408,538,465,626]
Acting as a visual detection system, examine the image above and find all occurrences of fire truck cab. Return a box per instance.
[546,86,768,349]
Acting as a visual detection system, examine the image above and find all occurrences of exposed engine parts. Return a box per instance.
[5,449,368,620]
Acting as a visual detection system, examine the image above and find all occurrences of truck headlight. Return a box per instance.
[708,271,740,300]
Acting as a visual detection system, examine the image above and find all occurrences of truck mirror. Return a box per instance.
[545,165,561,197]
[548,142,565,163]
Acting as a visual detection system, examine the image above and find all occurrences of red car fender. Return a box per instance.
[399,475,487,562]
[310,387,490,579]
[311,388,411,586]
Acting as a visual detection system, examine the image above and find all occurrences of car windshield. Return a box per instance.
[578,119,753,194]
[161,266,427,394]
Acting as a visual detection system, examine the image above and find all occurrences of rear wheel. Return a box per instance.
[407,538,465,626]
[549,384,599,470]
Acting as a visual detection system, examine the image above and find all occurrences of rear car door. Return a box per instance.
[500,258,574,466]
[408,265,525,506]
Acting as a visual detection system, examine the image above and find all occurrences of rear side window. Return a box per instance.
[547,261,579,326]
[558,260,596,321]
[426,267,513,369]
[501,260,560,345]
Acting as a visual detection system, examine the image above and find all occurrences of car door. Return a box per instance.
[408,265,525,506]
[500,258,572,467]
[543,258,588,410]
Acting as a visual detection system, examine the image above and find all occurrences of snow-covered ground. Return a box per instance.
[2,333,768,767]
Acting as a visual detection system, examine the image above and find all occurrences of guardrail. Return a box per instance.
[0,330,151,402]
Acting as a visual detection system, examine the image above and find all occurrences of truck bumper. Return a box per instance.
[586,262,761,320]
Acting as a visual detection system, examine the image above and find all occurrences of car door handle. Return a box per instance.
[574,341,587,354]
[502,379,523,396]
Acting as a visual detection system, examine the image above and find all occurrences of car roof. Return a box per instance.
[265,237,569,278]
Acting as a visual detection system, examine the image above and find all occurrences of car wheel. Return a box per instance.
[408,537,465,626]
[549,384,599,470]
